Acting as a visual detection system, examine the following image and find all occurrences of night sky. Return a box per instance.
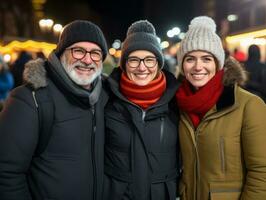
[45,0,194,45]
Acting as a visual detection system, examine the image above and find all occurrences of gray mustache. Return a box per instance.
[74,61,97,69]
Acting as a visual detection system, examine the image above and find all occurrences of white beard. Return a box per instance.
[61,54,102,88]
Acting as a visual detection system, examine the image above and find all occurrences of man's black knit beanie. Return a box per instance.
[55,20,108,60]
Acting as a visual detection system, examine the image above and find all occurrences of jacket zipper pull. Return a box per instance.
[160,117,165,142]
[142,110,146,122]
[32,91,38,108]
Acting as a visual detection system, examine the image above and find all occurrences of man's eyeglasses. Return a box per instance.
[66,47,103,62]
[126,56,158,68]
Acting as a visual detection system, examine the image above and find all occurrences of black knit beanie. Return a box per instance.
[55,20,108,60]
[120,20,164,69]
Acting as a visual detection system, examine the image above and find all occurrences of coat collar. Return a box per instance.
[216,57,247,110]
[23,53,105,108]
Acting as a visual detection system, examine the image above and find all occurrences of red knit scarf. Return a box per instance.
[175,70,224,128]
[120,71,166,109]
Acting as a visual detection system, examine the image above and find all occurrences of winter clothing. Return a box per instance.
[10,51,32,87]
[233,48,246,63]
[0,52,108,200]
[120,71,166,109]
[120,20,164,69]
[103,68,180,200]
[176,70,224,128]
[177,16,225,71]
[244,44,266,102]
[55,20,108,59]
[0,71,14,101]
[177,57,266,200]
[0,56,14,111]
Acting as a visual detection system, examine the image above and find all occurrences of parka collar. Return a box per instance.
[23,52,103,108]
[216,57,247,110]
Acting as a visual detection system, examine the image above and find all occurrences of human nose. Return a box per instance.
[194,59,203,71]
[81,52,93,64]
[138,60,147,71]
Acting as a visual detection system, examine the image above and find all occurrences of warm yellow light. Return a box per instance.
[0,40,56,56]
[32,0,47,3]
[53,24,63,33]
[109,48,116,55]
[240,38,266,47]
[169,45,178,55]
[226,29,266,43]
[161,41,169,49]
[114,50,121,58]
[32,4,43,10]
[3,54,11,63]
[39,19,46,28]
[46,19,54,28]
[36,11,44,18]
[39,19,54,29]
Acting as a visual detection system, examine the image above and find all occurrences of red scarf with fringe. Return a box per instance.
[120,72,166,109]
[175,70,224,128]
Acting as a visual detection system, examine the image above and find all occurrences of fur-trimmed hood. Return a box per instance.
[24,52,103,107]
[23,58,48,89]
[222,56,247,87]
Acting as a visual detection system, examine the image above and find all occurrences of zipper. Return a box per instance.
[91,105,97,200]
[114,89,165,121]
[32,91,38,108]
[160,117,165,143]
[142,110,146,122]
[195,128,200,200]
[219,136,226,173]
[194,122,206,200]
[182,114,199,200]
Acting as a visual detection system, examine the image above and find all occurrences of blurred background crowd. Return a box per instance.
[1,0,266,110]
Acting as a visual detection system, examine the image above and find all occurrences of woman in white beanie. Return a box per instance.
[175,16,266,200]
[103,20,180,200]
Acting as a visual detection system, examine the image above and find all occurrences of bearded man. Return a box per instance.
[0,20,108,200]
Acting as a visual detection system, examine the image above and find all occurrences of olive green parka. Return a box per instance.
[178,57,266,200]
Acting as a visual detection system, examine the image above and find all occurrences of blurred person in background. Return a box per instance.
[10,50,32,88]
[0,20,108,200]
[0,55,14,111]
[35,51,46,59]
[103,20,180,200]
[163,48,178,75]
[244,44,266,102]
[233,47,246,63]
[176,16,266,200]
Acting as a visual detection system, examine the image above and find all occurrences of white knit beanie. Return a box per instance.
[178,16,225,70]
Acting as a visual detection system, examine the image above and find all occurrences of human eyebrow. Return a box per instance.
[201,55,214,60]
[70,46,101,52]
[127,56,140,59]
[89,48,102,52]
[202,54,213,58]
[184,55,195,59]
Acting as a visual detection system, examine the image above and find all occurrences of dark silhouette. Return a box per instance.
[10,51,32,88]
[244,44,266,102]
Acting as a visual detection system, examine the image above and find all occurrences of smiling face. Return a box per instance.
[125,50,159,86]
[60,41,103,89]
[182,51,218,90]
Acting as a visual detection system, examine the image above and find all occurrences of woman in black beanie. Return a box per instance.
[103,20,180,200]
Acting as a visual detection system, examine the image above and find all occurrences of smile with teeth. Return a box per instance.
[75,66,95,72]
[134,73,149,79]
[191,73,208,79]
